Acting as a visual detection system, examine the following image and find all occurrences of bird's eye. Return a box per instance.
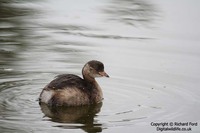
[89,67,93,71]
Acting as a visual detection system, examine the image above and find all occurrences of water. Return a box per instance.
[0,0,200,132]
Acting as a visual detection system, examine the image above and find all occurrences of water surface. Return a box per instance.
[0,0,200,132]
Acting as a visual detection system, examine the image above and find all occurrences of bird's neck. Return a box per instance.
[82,64,95,82]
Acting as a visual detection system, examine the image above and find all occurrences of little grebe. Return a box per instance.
[39,60,109,106]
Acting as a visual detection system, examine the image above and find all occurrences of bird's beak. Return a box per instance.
[99,71,109,78]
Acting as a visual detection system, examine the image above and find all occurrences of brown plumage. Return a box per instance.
[39,60,109,106]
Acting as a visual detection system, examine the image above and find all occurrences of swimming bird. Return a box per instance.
[39,60,109,106]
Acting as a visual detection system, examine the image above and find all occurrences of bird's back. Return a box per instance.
[46,74,87,90]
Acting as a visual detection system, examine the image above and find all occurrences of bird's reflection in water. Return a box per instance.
[40,102,103,133]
